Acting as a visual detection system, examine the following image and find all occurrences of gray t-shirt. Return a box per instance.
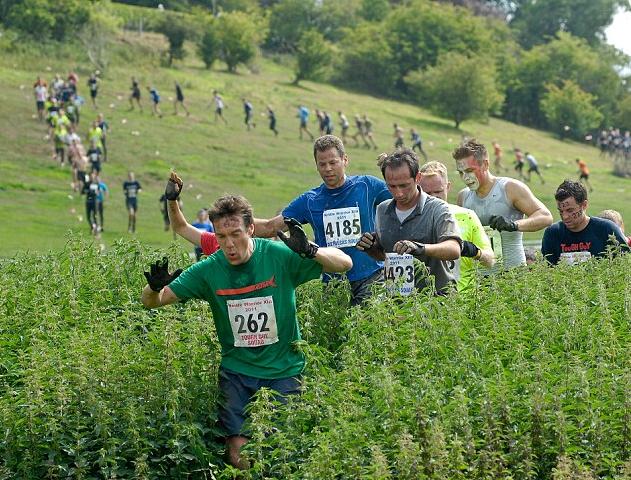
[376,188,462,293]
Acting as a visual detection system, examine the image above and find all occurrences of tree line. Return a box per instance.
[1,0,630,137]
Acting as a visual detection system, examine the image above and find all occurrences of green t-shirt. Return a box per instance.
[449,204,492,293]
[168,238,323,379]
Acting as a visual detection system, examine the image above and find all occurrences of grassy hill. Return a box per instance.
[0,29,629,256]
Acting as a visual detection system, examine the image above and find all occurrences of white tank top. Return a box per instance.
[461,177,526,271]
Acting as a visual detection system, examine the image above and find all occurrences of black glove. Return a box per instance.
[277,217,319,259]
[356,232,384,256]
[393,240,426,256]
[461,240,481,258]
[489,215,518,232]
[164,172,183,201]
[144,257,183,292]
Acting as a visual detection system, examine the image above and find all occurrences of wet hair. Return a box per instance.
[313,134,345,160]
[598,209,624,230]
[208,195,253,227]
[554,180,587,204]
[452,138,488,165]
[419,161,449,182]
[377,148,419,179]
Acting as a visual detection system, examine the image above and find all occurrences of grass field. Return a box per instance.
[0,29,629,256]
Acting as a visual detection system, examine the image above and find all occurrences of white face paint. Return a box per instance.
[456,159,481,192]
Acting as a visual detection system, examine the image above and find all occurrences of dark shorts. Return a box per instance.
[349,268,384,307]
[90,89,97,99]
[126,197,138,211]
[90,161,101,173]
[395,138,404,148]
[300,119,307,128]
[579,173,589,180]
[177,94,184,102]
[528,166,539,173]
[216,107,223,115]
[269,118,276,130]
[36,100,45,110]
[218,367,302,437]
[132,89,140,100]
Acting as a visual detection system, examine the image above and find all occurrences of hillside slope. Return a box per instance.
[0,31,628,256]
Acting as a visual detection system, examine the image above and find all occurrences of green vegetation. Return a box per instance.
[1,238,629,478]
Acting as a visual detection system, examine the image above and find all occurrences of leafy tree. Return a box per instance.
[615,95,631,130]
[540,80,604,139]
[406,52,503,129]
[198,23,220,69]
[384,1,494,92]
[509,0,628,48]
[155,13,190,66]
[293,29,332,84]
[266,0,318,52]
[333,23,397,95]
[5,0,90,40]
[359,0,390,22]
[316,0,361,42]
[504,32,623,127]
[215,11,260,72]
[76,1,121,72]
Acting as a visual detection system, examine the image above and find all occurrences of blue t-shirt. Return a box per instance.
[192,221,214,233]
[150,89,160,103]
[283,175,391,282]
[97,182,108,202]
[541,217,628,265]
[299,107,309,122]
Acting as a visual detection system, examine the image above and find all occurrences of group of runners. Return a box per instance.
[139,133,629,469]
[34,73,148,235]
[598,127,631,162]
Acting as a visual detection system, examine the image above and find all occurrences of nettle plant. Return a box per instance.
[0,237,630,479]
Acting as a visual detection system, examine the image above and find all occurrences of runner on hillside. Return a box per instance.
[147,86,163,118]
[96,174,109,232]
[141,195,352,469]
[453,139,552,272]
[541,180,628,265]
[576,158,593,192]
[297,105,314,141]
[254,135,391,306]
[410,128,427,161]
[524,151,545,184]
[418,161,495,293]
[362,114,378,149]
[492,141,505,172]
[513,148,525,180]
[173,81,189,116]
[82,171,101,235]
[123,172,142,233]
[96,113,109,162]
[33,78,48,121]
[267,105,278,137]
[129,77,142,112]
[357,149,462,295]
[86,138,102,174]
[191,209,214,261]
[213,90,228,124]
[242,98,254,130]
[351,114,369,148]
[87,73,99,109]
[393,123,405,150]
[338,111,349,144]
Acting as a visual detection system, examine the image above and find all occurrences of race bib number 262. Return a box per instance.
[227,296,278,348]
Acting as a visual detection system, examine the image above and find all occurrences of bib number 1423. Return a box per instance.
[384,253,415,296]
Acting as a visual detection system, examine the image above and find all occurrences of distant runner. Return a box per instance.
[338,111,349,144]
[213,90,228,124]
[297,105,314,141]
[129,77,142,112]
[410,128,428,161]
[267,105,278,137]
[362,114,378,150]
[123,171,142,233]
[242,98,254,130]
[87,73,99,109]
[492,141,505,172]
[524,152,545,184]
[393,123,404,150]
[173,81,189,116]
[147,86,163,118]
[576,158,593,192]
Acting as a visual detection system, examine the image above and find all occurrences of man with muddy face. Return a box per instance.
[541,180,628,265]
[141,194,352,470]
[453,139,552,272]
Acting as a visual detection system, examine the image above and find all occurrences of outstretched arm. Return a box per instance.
[164,171,203,247]
[314,247,352,273]
[507,180,553,232]
[254,214,287,238]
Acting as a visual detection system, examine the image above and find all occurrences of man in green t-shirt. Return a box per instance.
[418,161,495,293]
[141,194,352,469]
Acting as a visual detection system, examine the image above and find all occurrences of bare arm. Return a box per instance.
[507,180,553,232]
[314,247,353,273]
[168,199,203,247]
[422,239,461,260]
[253,214,287,238]
[141,285,179,309]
